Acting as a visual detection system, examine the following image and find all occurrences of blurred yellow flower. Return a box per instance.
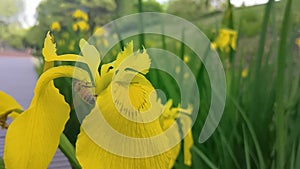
[68,40,76,51]
[72,9,88,21]
[159,100,193,167]
[183,55,189,63]
[103,39,109,47]
[241,68,248,78]
[295,37,300,47]
[50,21,61,32]
[93,26,105,36]
[73,21,89,32]
[212,28,237,52]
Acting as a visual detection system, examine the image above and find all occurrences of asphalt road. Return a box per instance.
[0,55,71,168]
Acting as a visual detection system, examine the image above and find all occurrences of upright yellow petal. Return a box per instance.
[79,39,101,81]
[42,32,87,64]
[114,41,134,68]
[4,66,89,169]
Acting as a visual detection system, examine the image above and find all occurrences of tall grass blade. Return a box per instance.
[191,145,218,169]
[254,0,274,76]
[231,97,265,169]
[289,141,296,169]
[275,0,293,168]
[243,125,251,169]
[218,128,241,169]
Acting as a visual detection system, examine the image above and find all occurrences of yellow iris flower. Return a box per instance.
[50,21,61,32]
[211,28,237,52]
[1,32,194,168]
[72,9,88,21]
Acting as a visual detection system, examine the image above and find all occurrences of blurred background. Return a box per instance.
[1,0,300,169]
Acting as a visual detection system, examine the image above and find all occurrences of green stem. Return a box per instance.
[254,0,274,77]
[59,134,81,169]
[0,157,4,169]
[231,97,265,169]
[138,0,144,49]
[275,0,293,168]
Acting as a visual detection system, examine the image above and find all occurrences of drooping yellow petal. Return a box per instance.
[0,91,23,128]
[76,83,172,169]
[4,66,89,169]
[0,91,23,116]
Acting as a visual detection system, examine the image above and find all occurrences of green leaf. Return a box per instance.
[191,145,218,169]
[0,157,4,169]
[275,0,293,168]
[231,97,265,169]
[242,125,251,169]
[59,134,81,169]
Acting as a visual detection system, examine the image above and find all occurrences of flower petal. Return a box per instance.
[114,42,151,75]
[4,66,89,169]
[42,32,87,63]
[0,91,23,116]
[79,39,101,81]
[76,76,173,168]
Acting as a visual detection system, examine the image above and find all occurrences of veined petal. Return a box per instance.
[114,41,134,68]
[76,76,173,168]
[114,42,151,75]
[79,39,101,81]
[4,66,89,169]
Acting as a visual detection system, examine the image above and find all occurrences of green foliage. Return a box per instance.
[0,157,4,169]
[239,8,262,37]
[0,0,23,19]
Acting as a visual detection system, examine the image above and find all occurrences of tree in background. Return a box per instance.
[0,0,25,49]
[167,0,226,20]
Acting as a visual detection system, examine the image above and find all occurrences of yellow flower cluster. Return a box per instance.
[72,9,88,21]
[211,28,237,52]
[73,20,89,32]
[72,9,89,32]
[50,21,61,32]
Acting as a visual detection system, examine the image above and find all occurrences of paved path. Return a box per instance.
[0,55,71,168]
